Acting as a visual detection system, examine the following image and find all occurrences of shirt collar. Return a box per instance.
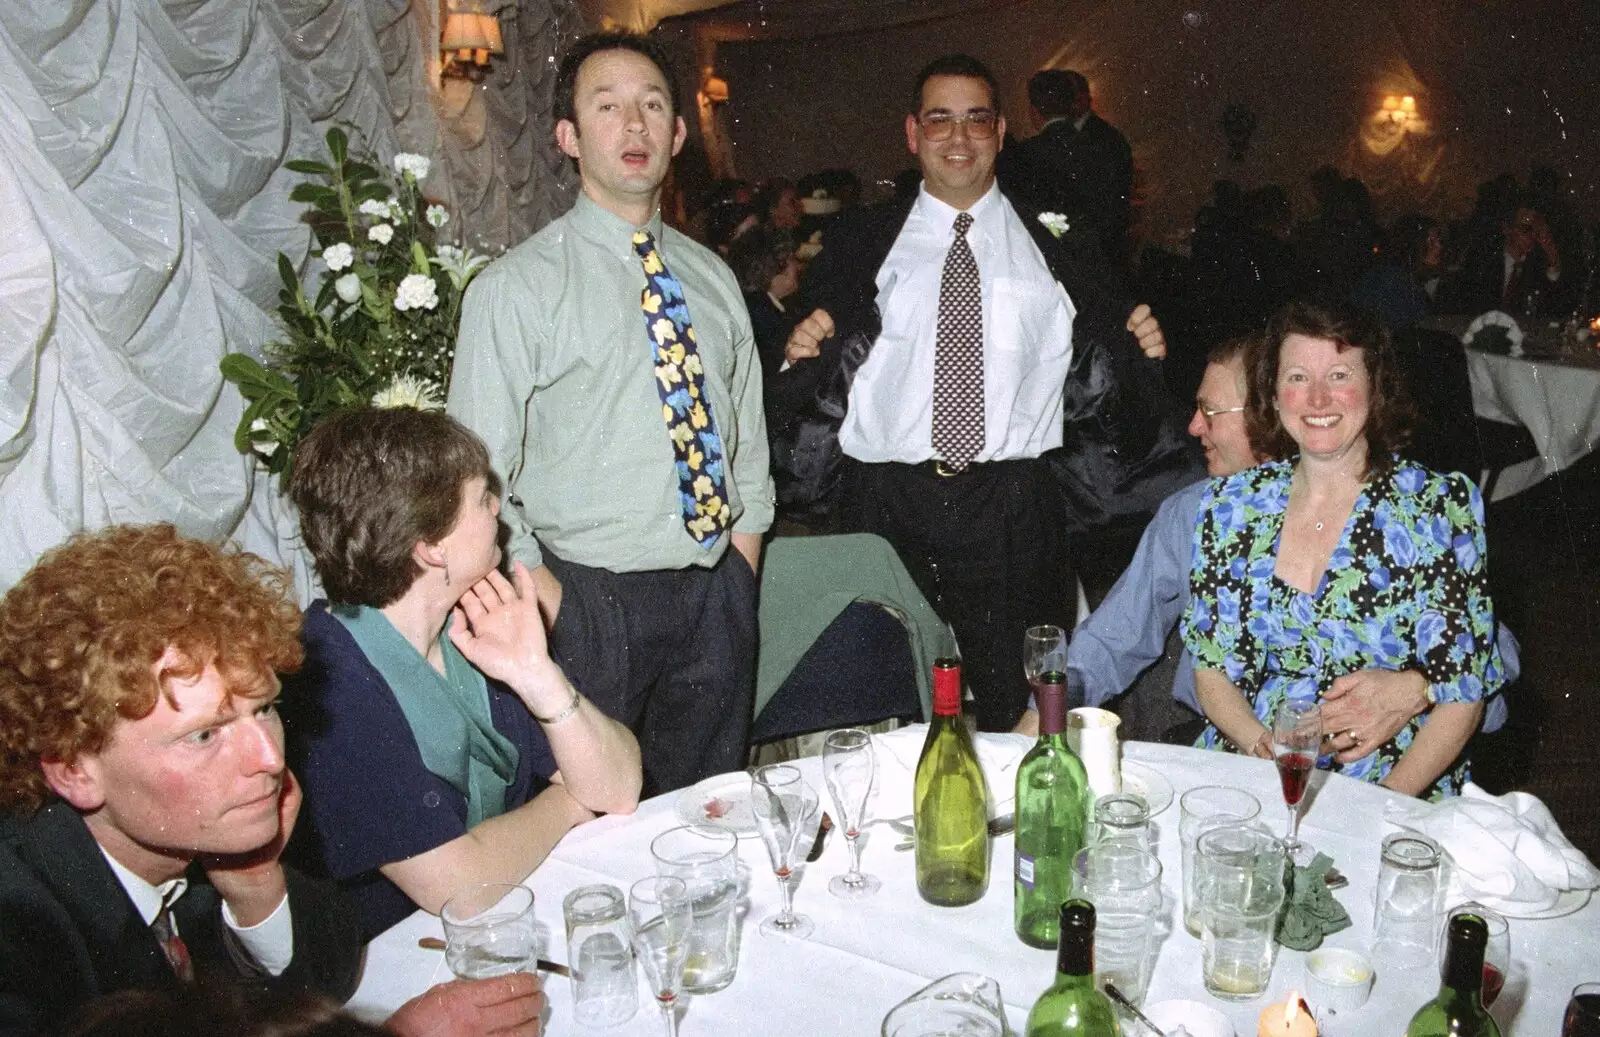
[568,191,666,260]
[913,179,1002,235]
[1073,112,1091,131]
[100,845,188,926]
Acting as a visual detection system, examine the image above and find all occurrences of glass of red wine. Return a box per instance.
[1564,982,1600,1037]
[1441,903,1510,1007]
[1023,625,1068,701]
[1270,700,1321,855]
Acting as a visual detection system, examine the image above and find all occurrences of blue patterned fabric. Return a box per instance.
[1181,459,1507,800]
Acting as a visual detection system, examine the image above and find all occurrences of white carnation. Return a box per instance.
[371,375,444,411]
[368,223,394,245]
[389,199,408,221]
[394,273,439,312]
[393,153,431,181]
[322,242,354,271]
[426,204,450,228]
[358,199,392,218]
[334,273,363,303]
[1037,212,1071,238]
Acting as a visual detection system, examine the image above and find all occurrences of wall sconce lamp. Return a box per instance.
[1380,94,1419,129]
[700,68,730,104]
[441,1,503,81]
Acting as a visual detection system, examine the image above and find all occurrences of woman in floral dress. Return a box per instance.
[1181,300,1507,799]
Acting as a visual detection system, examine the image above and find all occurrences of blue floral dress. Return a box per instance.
[1180,459,1506,800]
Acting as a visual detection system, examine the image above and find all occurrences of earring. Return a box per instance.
[443,561,451,587]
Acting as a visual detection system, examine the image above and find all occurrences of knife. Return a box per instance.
[416,937,571,978]
[805,810,834,862]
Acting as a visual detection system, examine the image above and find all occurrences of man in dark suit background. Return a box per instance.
[781,55,1188,731]
[999,69,1134,265]
[0,525,543,1037]
[1447,202,1568,316]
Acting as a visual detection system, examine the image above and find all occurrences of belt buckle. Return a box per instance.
[934,460,959,478]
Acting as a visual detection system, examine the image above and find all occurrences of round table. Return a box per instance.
[347,729,1596,1035]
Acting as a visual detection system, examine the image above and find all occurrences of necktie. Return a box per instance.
[931,212,984,471]
[1503,258,1524,307]
[632,230,732,547]
[151,891,194,983]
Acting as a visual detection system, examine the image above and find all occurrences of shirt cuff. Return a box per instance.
[221,892,294,976]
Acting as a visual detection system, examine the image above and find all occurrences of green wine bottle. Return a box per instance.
[1026,899,1122,1036]
[1404,914,1502,1037]
[1015,674,1092,948]
[913,646,990,907]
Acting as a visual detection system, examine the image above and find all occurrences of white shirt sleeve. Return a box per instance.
[220,892,294,976]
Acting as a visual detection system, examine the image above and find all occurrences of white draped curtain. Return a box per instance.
[0,0,581,593]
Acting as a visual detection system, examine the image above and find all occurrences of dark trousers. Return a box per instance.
[543,550,758,795]
[841,458,1074,732]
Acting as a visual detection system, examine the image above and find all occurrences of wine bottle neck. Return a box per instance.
[1441,941,1486,997]
[1036,677,1067,734]
[932,661,962,716]
[1054,930,1094,979]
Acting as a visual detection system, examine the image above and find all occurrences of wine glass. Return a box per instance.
[628,876,692,1037]
[1443,902,1511,1008]
[1565,983,1600,1037]
[1023,625,1069,693]
[751,763,820,939]
[822,729,881,900]
[1271,699,1322,856]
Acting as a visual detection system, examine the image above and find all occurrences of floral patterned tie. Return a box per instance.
[633,230,731,547]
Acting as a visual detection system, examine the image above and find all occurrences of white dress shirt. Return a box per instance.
[101,846,295,975]
[839,182,1076,464]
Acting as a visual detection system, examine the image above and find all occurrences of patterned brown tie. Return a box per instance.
[151,891,194,983]
[931,212,984,471]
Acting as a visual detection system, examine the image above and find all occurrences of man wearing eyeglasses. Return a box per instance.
[782,54,1193,731]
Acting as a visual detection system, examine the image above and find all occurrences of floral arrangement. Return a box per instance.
[221,128,491,474]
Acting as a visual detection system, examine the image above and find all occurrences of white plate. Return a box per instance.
[1120,761,1174,817]
[674,772,759,835]
[1494,886,1592,920]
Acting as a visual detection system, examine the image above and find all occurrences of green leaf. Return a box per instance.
[289,183,339,206]
[277,253,299,292]
[411,241,430,273]
[284,159,334,176]
[345,162,382,182]
[326,127,348,166]
[221,352,297,398]
[351,182,392,204]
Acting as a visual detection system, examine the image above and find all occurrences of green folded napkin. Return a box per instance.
[1276,853,1352,951]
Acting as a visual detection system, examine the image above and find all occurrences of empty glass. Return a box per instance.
[1179,786,1261,937]
[629,876,692,1037]
[650,825,741,993]
[563,884,637,1027]
[1093,792,1152,852]
[1196,823,1287,1001]
[881,973,1007,1037]
[751,763,820,939]
[1372,832,1443,969]
[1071,843,1165,1005]
[440,883,536,980]
[823,728,882,899]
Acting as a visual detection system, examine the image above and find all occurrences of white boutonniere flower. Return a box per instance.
[1037,212,1071,238]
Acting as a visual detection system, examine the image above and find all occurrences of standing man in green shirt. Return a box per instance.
[448,32,774,795]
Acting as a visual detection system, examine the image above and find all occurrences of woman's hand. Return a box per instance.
[1321,669,1430,761]
[449,562,570,717]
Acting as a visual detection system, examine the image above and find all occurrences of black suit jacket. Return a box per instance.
[790,188,1199,532]
[0,801,363,1037]
[999,115,1133,256]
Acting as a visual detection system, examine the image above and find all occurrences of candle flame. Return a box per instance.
[1283,993,1301,1026]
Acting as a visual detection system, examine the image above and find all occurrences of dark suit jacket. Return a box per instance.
[790,188,1199,533]
[0,801,363,1037]
[1445,243,1566,316]
[999,115,1133,257]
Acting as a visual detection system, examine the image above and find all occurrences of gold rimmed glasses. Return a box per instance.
[918,110,998,141]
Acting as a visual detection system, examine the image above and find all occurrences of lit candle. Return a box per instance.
[1257,992,1318,1037]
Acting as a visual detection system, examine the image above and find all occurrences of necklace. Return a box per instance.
[1315,521,1324,532]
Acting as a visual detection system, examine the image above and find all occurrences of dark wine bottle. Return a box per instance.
[1014,674,1091,948]
[1404,914,1503,1037]
[1025,900,1121,1036]
[913,635,990,907]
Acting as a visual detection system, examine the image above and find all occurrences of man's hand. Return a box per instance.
[731,532,762,578]
[1320,669,1430,762]
[450,562,569,717]
[386,975,545,1037]
[1125,304,1166,359]
[784,308,834,366]
[200,768,298,926]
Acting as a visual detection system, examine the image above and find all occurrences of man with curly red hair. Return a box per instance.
[0,526,544,1037]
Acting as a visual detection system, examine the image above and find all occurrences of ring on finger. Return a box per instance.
[1347,729,1361,744]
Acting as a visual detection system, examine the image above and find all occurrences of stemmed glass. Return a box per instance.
[1443,902,1511,1008]
[1271,700,1322,857]
[1023,625,1069,695]
[751,763,820,939]
[822,729,880,900]
[628,876,692,1037]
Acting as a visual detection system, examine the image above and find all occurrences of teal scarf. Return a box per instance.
[333,606,519,827]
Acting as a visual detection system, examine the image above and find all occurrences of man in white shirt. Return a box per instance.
[0,525,542,1037]
[784,54,1172,730]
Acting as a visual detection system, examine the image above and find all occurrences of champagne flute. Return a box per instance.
[628,876,692,1037]
[751,763,820,939]
[1024,625,1069,697]
[822,729,881,900]
[1271,699,1321,855]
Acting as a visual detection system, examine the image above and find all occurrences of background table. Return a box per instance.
[347,733,1597,1035]
[1467,341,1600,500]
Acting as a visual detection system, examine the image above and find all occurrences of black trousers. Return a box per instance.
[543,549,758,795]
[841,458,1074,732]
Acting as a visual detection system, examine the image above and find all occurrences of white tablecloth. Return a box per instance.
[347,732,1596,1035]
[1466,342,1600,500]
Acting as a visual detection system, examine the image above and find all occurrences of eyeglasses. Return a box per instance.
[1196,404,1245,424]
[917,111,998,141]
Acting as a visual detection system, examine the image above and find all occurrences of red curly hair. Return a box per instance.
[0,525,303,813]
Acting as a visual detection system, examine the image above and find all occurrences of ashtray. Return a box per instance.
[1304,947,1374,1013]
